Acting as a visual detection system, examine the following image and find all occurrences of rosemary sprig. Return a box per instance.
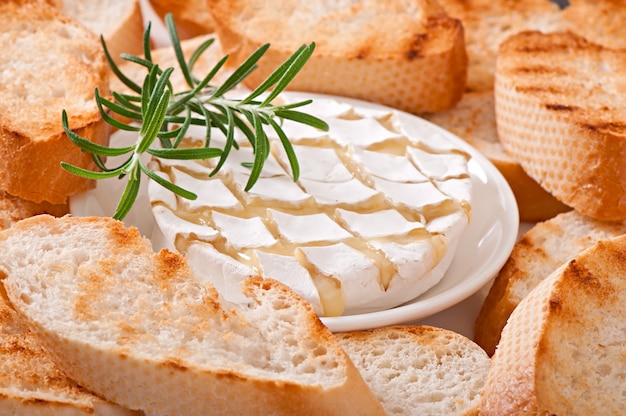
[62,13,329,220]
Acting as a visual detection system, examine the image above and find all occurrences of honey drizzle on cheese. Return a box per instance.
[150,99,472,317]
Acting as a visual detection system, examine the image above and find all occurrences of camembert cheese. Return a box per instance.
[148,95,472,316]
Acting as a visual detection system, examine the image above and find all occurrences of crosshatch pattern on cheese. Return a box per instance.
[149,95,472,317]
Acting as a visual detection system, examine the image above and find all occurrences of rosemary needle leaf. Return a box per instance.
[142,21,152,62]
[94,90,142,132]
[211,44,270,98]
[112,91,142,113]
[62,111,135,156]
[166,13,194,88]
[210,106,236,176]
[138,89,171,154]
[113,174,141,221]
[120,54,155,71]
[140,162,197,200]
[268,117,299,180]
[188,38,215,74]
[101,36,141,94]
[98,95,142,121]
[147,147,221,160]
[245,114,270,191]
[60,162,126,179]
[262,43,315,105]
[274,109,329,131]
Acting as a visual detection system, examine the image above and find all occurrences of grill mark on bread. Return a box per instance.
[545,103,577,112]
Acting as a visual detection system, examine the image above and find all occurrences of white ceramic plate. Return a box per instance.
[70,93,519,333]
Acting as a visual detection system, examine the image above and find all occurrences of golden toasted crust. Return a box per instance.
[424,91,570,222]
[479,234,626,414]
[474,210,626,356]
[495,30,626,220]
[206,0,467,113]
[0,0,110,205]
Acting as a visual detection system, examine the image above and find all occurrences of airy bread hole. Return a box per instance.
[19,293,32,305]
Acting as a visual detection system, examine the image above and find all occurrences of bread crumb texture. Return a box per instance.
[0,215,385,415]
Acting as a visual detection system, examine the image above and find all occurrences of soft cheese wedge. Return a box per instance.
[149,95,472,316]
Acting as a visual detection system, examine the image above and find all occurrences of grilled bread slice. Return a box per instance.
[0,286,140,415]
[479,234,626,414]
[0,215,385,416]
[336,325,491,416]
[424,91,570,222]
[495,30,626,220]
[0,0,110,205]
[206,0,468,114]
[437,0,563,92]
[474,210,626,356]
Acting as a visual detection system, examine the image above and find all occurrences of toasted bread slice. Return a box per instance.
[206,0,467,114]
[424,91,570,222]
[479,234,626,414]
[495,30,626,220]
[0,286,140,415]
[561,0,626,49]
[335,325,491,416]
[0,0,110,205]
[0,215,386,416]
[52,0,144,64]
[437,0,563,92]
[148,0,215,39]
[474,210,626,356]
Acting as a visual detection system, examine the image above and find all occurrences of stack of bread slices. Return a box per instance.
[3,0,626,414]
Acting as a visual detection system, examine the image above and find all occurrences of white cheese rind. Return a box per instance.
[268,209,353,244]
[149,95,472,317]
[335,208,425,238]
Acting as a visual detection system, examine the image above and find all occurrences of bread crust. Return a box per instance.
[207,0,467,114]
[495,30,626,221]
[479,234,626,414]
[0,215,386,416]
[0,0,111,205]
[474,210,626,356]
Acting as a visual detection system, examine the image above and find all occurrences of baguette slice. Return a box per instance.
[479,234,626,414]
[0,0,110,205]
[335,325,491,416]
[0,286,140,415]
[474,210,626,356]
[424,91,570,222]
[52,0,144,64]
[495,30,626,220]
[206,0,467,114]
[0,215,386,416]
